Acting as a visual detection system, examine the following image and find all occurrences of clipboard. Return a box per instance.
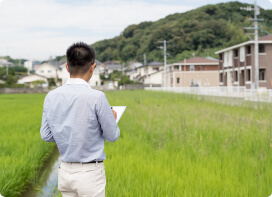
[111,106,127,123]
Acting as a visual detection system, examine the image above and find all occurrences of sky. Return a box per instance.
[0,0,271,60]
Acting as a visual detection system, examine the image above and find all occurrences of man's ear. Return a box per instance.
[90,63,96,73]
[65,62,70,73]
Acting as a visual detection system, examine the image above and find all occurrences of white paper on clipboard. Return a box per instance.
[111,106,127,123]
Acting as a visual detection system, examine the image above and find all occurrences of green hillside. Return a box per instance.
[92,1,272,63]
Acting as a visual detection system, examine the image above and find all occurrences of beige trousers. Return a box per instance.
[58,161,106,197]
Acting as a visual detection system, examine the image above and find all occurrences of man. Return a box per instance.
[40,42,120,197]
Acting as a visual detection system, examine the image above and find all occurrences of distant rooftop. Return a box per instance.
[139,61,163,68]
[216,35,272,54]
[147,61,163,66]
[177,57,218,64]
[259,34,272,41]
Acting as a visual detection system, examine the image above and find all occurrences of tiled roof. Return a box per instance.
[106,64,122,69]
[147,61,163,66]
[259,35,272,41]
[216,35,272,54]
[103,61,120,65]
[178,57,218,64]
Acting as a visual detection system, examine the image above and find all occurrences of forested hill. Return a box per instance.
[91,1,272,63]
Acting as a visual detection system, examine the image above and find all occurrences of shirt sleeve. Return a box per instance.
[96,93,120,142]
[40,94,55,142]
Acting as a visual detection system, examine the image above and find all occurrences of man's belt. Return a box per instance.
[86,160,103,163]
[63,160,103,164]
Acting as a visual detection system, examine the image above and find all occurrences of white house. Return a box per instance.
[136,61,163,78]
[144,70,163,87]
[135,61,163,85]
[35,63,58,79]
[18,74,48,88]
[24,60,33,73]
[0,59,14,67]
[125,61,143,81]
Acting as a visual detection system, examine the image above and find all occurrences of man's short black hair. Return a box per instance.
[66,42,95,75]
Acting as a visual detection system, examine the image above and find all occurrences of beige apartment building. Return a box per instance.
[165,57,219,87]
[215,35,272,89]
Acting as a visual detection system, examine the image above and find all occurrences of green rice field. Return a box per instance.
[1,91,272,196]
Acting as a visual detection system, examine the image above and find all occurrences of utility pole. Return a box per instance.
[122,63,125,76]
[143,53,147,66]
[6,64,8,76]
[241,1,263,90]
[158,40,168,87]
[253,0,259,90]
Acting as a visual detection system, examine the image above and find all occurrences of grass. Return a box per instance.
[0,94,55,197]
[1,91,272,196]
[105,90,272,196]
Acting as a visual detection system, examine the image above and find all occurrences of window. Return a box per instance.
[234,49,238,57]
[247,45,251,54]
[234,71,238,82]
[190,65,194,71]
[177,77,180,84]
[174,66,179,70]
[259,45,265,53]
[240,47,245,62]
[41,70,44,73]
[259,69,265,81]
[219,54,223,61]
[247,69,251,81]
[48,70,52,73]
[220,73,223,82]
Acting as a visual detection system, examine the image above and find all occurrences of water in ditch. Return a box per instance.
[20,147,61,197]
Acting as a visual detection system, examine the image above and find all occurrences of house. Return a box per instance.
[136,61,164,85]
[35,63,58,79]
[95,60,105,75]
[125,61,143,81]
[24,60,32,73]
[0,59,14,67]
[136,61,163,77]
[215,35,272,89]
[58,63,70,85]
[144,70,163,87]
[103,61,122,75]
[58,60,101,87]
[165,57,219,87]
[18,74,48,88]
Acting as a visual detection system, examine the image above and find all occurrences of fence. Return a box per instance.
[145,86,272,103]
[120,84,144,90]
[0,88,49,94]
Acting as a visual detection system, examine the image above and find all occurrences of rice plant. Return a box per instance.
[1,91,272,196]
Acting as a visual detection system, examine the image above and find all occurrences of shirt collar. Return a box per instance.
[66,78,90,87]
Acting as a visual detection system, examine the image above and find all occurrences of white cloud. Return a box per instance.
[0,0,193,60]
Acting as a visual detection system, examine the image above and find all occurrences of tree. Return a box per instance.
[91,2,272,63]
[48,78,56,87]
[31,80,46,87]
[0,67,5,80]
[6,75,18,85]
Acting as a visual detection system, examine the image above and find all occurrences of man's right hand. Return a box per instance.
[111,109,117,120]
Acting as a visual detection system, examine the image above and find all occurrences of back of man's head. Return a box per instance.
[66,42,95,76]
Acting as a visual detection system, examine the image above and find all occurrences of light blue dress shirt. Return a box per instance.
[40,78,120,162]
